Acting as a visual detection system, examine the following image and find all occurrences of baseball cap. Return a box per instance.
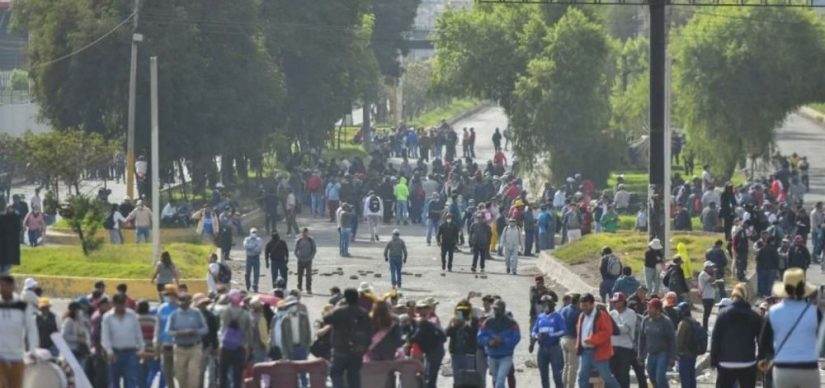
[609,292,627,303]
[715,298,733,308]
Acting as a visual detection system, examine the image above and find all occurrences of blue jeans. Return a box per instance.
[488,356,513,388]
[136,226,150,243]
[109,349,139,388]
[310,192,323,217]
[389,256,403,287]
[340,228,351,256]
[395,201,409,224]
[537,344,564,388]
[27,229,41,246]
[578,348,620,388]
[504,246,519,273]
[600,279,616,303]
[245,255,260,292]
[539,232,554,250]
[757,269,777,297]
[644,267,660,295]
[678,355,696,388]
[290,345,309,387]
[140,358,161,388]
[426,219,440,243]
[330,353,362,388]
[646,352,669,388]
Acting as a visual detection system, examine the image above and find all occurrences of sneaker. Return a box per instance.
[375,235,380,242]
[480,268,485,273]
[471,267,476,272]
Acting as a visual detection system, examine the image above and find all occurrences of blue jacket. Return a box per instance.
[531,311,566,348]
[611,275,641,296]
[477,316,521,359]
[156,302,179,346]
[558,304,581,338]
[537,211,554,235]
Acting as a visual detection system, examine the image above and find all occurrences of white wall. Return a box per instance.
[0,102,51,136]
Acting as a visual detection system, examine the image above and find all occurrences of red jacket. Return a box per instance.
[306,175,323,192]
[576,308,614,361]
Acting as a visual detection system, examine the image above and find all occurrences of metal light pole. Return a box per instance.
[126,0,141,200]
[150,56,160,264]
[648,0,667,252]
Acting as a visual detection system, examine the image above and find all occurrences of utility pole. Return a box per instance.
[150,56,160,264]
[126,0,141,200]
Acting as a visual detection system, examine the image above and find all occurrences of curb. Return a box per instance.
[536,251,598,295]
[799,106,825,126]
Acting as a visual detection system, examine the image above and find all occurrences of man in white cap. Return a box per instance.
[126,199,152,243]
[644,239,664,295]
[243,228,263,292]
[363,190,384,242]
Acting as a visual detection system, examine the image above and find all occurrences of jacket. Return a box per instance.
[704,246,727,270]
[0,298,39,361]
[128,206,152,228]
[469,222,492,248]
[280,311,312,358]
[531,311,565,348]
[710,299,761,367]
[243,235,263,257]
[394,178,409,201]
[294,237,317,263]
[383,237,408,261]
[437,221,460,248]
[576,308,614,361]
[446,318,479,355]
[500,225,522,248]
[611,275,640,296]
[477,315,520,358]
[265,237,289,264]
[192,209,219,236]
[788,245,811,269]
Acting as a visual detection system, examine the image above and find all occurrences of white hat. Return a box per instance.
[358,282,373,293]
[648,239,663,250]
[703,261,715,269]
[715,298,733,308]
[392,229,400,235]
[24,277,38,290]
[250,228,258,235]
[136,199,144,206]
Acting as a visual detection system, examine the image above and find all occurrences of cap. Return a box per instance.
[703,261,715,269]
[539,294,556,303]
[609,292,627,303]
[163,284,179,297]
[715,298,733,308]
[38,297,51,308]
[392,229,400,235]
[193,293,211,307]
[647,298,663,309]
[250,228,258,235]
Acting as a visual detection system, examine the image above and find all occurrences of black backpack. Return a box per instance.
[689,320,708,355]
[368,196,381,213]
[348,313,373,355]
[102,212,115,230]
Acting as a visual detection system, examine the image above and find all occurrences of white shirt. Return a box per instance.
[207,263,221,292]
[609,308,637,350]
[101,309,144,355]
[112,210,127,230]
[135,160,148,175]
[580,310,597,348]
[553,191,566,208]
[29,194,41,211]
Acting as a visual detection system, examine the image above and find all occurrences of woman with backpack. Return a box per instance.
[675,302,704,388]
[151,252,180,300]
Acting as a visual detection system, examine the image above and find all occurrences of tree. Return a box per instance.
[15,130,117,197]
[59,195,107,255]
[673,8,825,179]
[510,8,620,185]
[610,36,649,140]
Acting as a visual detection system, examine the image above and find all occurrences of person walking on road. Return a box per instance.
[675,302,702,388]
[426,193,445,246]
[338,205,354,257]
[394,177,410,225]
[558,293,581,388]
[363,190,383,242]
[599,247,623,303]
[243,228,263,293]
[710,284,760,388]
[383,229,408,289]
[265,232,289,289]
[478,300,521,388]
[127,200,153,243]
[218,290,251,388]
[492,128,502,152]
[469,214,492,273]
[531,295,565,388]
[101,293,143,388]
[166,294,208,388]
[608,292,637,388]
[500,218,522,275]
[294,228,317,294]
[537,204,555,251]
[323,288,372,388]
[437,214,460,272]
[638,298,676,388]
[576,293,620,388]
[285,189,299,237]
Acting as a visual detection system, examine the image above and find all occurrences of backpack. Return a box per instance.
[221,320,244,350]
[603,309,620,335]
[368,196,381,213]
[689,320,708,355]
[348,313,373,355]
[218,263,232,284]
[102,212,115,230]
[606,254,622,277]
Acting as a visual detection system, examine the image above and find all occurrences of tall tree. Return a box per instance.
[673,8,825,178]
[510,8,620,184]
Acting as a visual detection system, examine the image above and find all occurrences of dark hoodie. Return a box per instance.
[710,299,761,367]
[265,234,289,264]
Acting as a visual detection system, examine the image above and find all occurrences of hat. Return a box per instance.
[415,299,430,308]
[664,292,677,307]
[609,292,627,303]
[23,277,37,290]
[38,297,51,308]
[193,293,211,307]
[136,199,144,206]
[250,228,258,235]
[648,239,663,250]
[703,261,715,269]
[672,255,683,264]
[163,284,179,297]
[540,294,556,303]
[715,298,733,308]
[423,296,438,307]
[357,282,374,293]
[514,199,524,207]
[392,229,400,235]
[677,301,691,316]
[772,267,817,298]
[647,298,663,309]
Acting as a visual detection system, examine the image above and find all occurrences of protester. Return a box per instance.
[36,297,58,356]
[265,232,289,289]
[0,275,39,388]
[155,285,179,388]
[218,289,251,388]
[383,229,408,289]
[127,200,153,243]
[447,301,481,388]
[558,293,580,388]
[637,298,676,388]
[151,252,180,301]
[576,293,620,388]
[675,302,702,388]
[599,247,622,302]
[243,228,264,292]
[323,288,372,388]
[500,218,522,275]
[644,239,664,296]
[101,293,144,388]
[294,228,317,294]
[469,213,492,273]
[531,295,565,388]
[697,261,718,328]
[478,299,520,388]
[411,299,446,388]
[166,293,208,388]
[364,190,384,242]
[608,292,636,388]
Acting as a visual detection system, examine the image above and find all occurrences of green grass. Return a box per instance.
[607,171,649,194]
[809,103,825,114]
[408,98,479,128]
[618,214,702,231]
[14,243,213,279]
[553,231,720,274]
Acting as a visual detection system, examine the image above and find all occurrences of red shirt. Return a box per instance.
[306,175,323,192]
[494,151,507,166]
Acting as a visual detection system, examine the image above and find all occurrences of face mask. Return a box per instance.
[493,309,505,318]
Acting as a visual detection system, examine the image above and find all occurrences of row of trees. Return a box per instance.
[432,5,825,184]
[11,0,420,192]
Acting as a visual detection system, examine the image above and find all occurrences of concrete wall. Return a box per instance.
[0,102,51,136]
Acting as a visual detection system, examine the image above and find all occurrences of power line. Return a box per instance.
[30,12,135,70]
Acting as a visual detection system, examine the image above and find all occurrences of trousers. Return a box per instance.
[504,246,519,274]
[367,215,381,241]
[270,261,288,288]
[389,256,403,287]
[297,260,313,292]
[644,267,660,296]
[173,345,203,388]
[441,245,455,271]
[245,255,260,292]
[561,337,578,388]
